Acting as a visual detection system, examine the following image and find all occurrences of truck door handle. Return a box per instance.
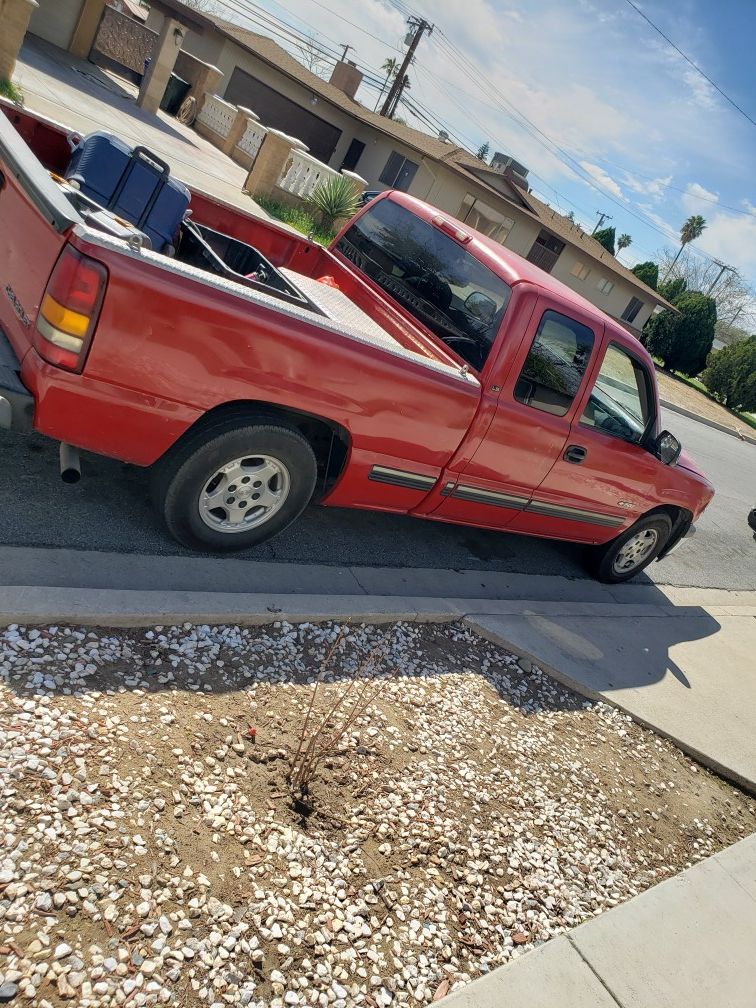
[564,444,587,464]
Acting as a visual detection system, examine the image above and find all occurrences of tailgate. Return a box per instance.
[0,109,81,361]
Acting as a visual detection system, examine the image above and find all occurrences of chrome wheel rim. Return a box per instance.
[198,454,291,534]
[612,528,659,574]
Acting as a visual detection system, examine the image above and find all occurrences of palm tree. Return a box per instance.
[616,233,632,256]
[375,57,399,110]
[662,215,707,281]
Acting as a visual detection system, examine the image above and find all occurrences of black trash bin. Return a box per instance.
[160,74,191,116]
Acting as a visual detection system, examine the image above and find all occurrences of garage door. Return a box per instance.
[28,0,83,49]
[225,67,342,164]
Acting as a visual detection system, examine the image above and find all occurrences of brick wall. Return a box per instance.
[91,5,157,77]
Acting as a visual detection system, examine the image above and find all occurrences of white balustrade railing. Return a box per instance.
[237,119,268,161]
[277,149,340,199]
[197,94,236,139]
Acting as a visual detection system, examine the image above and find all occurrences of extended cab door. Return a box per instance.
[508,339,660,542]
[428,295,601,530]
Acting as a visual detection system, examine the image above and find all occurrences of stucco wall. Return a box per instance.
[28,0,83,49]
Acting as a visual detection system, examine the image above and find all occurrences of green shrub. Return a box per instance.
[307,175,361,233]
[255,195,335,246]
[701,337,756,412]
[644,291,716,376]
[0,79,23,104]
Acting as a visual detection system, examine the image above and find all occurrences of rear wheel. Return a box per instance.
[590,513,673,583]
[151,419,317,551]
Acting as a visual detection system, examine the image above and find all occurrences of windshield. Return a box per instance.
[335,197,512,371]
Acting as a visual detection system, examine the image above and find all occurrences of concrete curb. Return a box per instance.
[1,586,756,626]
[661,396,756,445]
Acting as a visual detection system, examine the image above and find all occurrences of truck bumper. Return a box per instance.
[0,328,34,433]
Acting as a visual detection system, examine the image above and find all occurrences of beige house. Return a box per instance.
[23,0,672,330]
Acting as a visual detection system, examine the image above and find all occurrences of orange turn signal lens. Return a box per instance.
[40,294,90,339]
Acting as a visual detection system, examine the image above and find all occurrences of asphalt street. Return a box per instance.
[0,410,753,590]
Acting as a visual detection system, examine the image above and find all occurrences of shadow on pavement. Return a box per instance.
[19,37,199,148]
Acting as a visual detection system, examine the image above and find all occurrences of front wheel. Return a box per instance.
[590,514,673,583]
[151,419,317,551]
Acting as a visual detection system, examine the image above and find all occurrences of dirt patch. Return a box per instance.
[655,368,754,438]
[1,620,754,1007]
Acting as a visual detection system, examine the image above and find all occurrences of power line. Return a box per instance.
[622,0,756,129]
[430,30,721,264]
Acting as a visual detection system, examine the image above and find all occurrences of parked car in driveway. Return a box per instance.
[0,103,714,582]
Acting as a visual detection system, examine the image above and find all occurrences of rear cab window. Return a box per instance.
[514,310,595,416]
[335,198,512,372]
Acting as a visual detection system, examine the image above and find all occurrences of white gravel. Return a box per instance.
[0,620,753,1008]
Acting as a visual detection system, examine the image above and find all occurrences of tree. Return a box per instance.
[593,226,616,255]
[475,141,490,162]
[701,337,756,411]
[616,233,632,256]
[566,210,576,223]
[631,261,658,290]
[658,276,688,303]
[374,57,399,110]
[296,34,329,78]
[644,291,717,376]
[661,214,707,282]
[655,248,756,334]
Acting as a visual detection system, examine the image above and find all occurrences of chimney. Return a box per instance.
[329,60,362,100]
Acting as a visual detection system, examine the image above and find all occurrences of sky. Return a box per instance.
[211,0,756,316]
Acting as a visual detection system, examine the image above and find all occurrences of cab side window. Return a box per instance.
[580,344,652,443]
[514,310,595,417]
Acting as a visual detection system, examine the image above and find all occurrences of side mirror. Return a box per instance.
[654,430,682,466]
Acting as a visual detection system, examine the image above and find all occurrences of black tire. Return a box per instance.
[151,417,317,552]
[590,513,673,584]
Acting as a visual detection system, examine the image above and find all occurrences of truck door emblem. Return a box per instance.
[617,500,634,509]
[4,285,31,328]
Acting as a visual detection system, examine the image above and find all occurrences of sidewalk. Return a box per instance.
[438,832,756,1008]
[1,564,755,790]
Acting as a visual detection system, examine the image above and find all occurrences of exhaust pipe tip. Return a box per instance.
[59,443,81,484]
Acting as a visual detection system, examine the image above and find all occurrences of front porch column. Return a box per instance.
[137,16,185,115]
[0,0,38,82]
[68,0,107,59]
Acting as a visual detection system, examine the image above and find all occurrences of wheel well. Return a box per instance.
[172,400,350,497]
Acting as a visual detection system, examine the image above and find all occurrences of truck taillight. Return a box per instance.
[35,246,107,372]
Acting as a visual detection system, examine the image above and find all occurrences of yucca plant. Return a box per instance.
[307,175,361,233]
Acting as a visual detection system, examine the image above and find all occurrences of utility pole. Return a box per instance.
[728,305,744,327]
[379,16,432,117]
[591,211,612,235]
[387,75,410,118]
[339,44,353,62]
[705,261,737,296]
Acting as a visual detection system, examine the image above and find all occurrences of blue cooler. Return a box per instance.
[66,132,190,252]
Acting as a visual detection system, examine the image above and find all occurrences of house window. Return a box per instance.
[379,151,419,191]
[526,230,566,273]
[621,296,644,324]
[458,194,514,244]
[570,261,590,281]
[596,277,614,294]
[514,310,595,417]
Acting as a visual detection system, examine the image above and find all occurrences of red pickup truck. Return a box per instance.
[0,104,713,582]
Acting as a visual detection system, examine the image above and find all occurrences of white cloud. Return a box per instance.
[682,182,720,213]
[624,173,673,199]
[579,162,624,200]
